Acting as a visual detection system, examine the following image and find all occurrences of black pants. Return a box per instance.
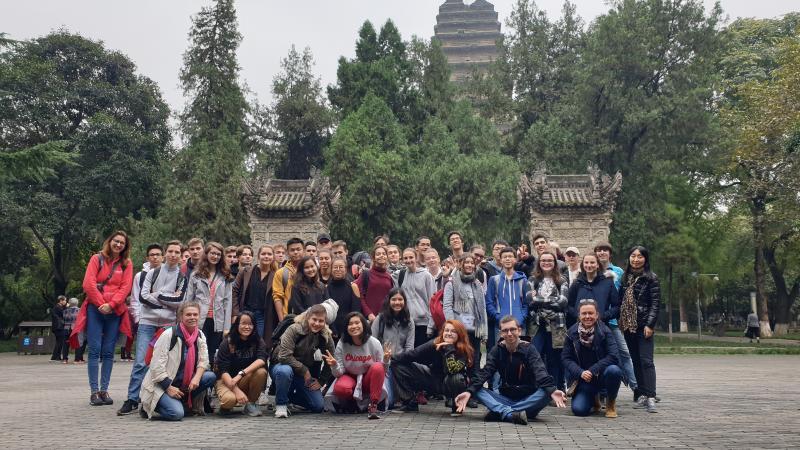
[202,320,222,364]
[392,360,467,403]
[75,340,87,361]
[625,329,656,398]
[467,332,481,381]
[51,329,67,360]
[414,325,430,348]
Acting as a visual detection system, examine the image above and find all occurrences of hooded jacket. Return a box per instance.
[485,271,530,327]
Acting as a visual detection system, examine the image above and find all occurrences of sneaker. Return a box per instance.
[257,391,269,406]
[274,404,289,418]
[467,398,479,408]
[367,402,380,420]
[117,399,138,416]
[484,411,503,422]
[396,402,419,413]
[654,395,661,403]
[243,403,262,417]
[89,392,104,406]
[415,392,428,405]
[645,397,657,413]
[98,391,113,405]
[633,396,647,408]
[511,411,528,425]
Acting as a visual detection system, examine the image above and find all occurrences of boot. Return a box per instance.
[592,395,602,413]
[605,399,617,418]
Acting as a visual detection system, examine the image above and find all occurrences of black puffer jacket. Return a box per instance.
[619,273,661,329]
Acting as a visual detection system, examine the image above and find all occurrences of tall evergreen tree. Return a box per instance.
[260,46,333,179]
[161,0,251,244]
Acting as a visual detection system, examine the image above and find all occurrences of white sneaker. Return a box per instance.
[274,404,289,418]
[257,391,269,406]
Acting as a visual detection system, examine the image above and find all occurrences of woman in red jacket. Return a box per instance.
[70,231,134,406]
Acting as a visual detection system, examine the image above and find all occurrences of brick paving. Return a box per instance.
[0,353,797,449]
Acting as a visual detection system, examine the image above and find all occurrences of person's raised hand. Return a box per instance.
[322,350,337,367]
[383,344,392,363]
[435,341,451,351]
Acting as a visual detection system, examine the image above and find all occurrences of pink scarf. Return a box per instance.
[179,323,199,406]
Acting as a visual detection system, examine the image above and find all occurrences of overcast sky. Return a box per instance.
[3,1,797,114]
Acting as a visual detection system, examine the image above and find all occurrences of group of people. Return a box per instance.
[67,229,661,424]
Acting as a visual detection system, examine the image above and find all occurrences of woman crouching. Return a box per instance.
[323,312,390,419]
[139,301,216,420]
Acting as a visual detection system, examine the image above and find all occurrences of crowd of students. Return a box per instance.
[67,229,661,424]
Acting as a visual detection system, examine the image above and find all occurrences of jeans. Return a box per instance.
[475,387,550,421]
[126,324,159,402]
[571,364,622,416]
[532,329,565,391]
[386,367,396,408]
[610,325,637,390]
[270,364,324,412]
[625,329,656,398]
[86,305,121,392]
[155,371,216,421]
[252,309,265,338]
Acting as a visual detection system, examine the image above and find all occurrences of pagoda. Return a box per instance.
[519,163,623,255]
[434,0,503,82]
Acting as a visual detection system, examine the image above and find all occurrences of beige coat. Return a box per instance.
[140,327,210,418]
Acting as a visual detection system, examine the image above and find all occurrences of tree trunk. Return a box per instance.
[52,233,68,297]
[679,291,688,332]
[764,245,799,337]
[667,264,673,341]
[751,195,773,337]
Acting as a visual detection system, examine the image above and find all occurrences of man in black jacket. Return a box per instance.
[454,315,567,425]
[561,299,622,418]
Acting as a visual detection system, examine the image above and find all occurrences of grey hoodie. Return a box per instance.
[394,267,435,334]
[139,263,185,327]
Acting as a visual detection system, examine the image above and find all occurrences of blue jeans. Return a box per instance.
[610,325,637,390]
[533,329,565,391]
[126,324,159,402]
[252,309,265,338]
[270,364,324,412]
[86,305,121,392]
[155,371,216,421]
[386,366,396,408]
[571,364,623,416]
[475,387,550,421]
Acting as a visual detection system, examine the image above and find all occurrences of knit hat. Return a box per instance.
[321,298,339,325]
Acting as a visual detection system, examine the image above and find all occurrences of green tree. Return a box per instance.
[573,0,723,252]
[324,94,411,249]
[720,34,800,336]
[0,31,171,302]
[161,0,251,244]
[258,46,333,179]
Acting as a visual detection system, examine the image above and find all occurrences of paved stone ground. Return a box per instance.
[0,353,798,449]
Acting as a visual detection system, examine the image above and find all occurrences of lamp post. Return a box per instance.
[692,273,719,340]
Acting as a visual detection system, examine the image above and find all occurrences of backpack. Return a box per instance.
[271,314,298,349]
[144,325,181,366]
[429,287,446,331]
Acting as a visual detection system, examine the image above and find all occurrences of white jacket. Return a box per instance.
[140,326,209,418]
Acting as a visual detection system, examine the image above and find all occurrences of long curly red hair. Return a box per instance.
[434,320,474,367]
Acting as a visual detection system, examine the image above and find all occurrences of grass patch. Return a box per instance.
[654,335,800,354]
[720,330,800,340]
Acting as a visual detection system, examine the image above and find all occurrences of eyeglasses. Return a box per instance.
[540,259,555,264]
[500,327,519,334]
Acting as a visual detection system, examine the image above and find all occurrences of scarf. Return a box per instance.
[450,270,488,339]
[179,322,199,406]
[578,323,595,347]
[620,274,641,333]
